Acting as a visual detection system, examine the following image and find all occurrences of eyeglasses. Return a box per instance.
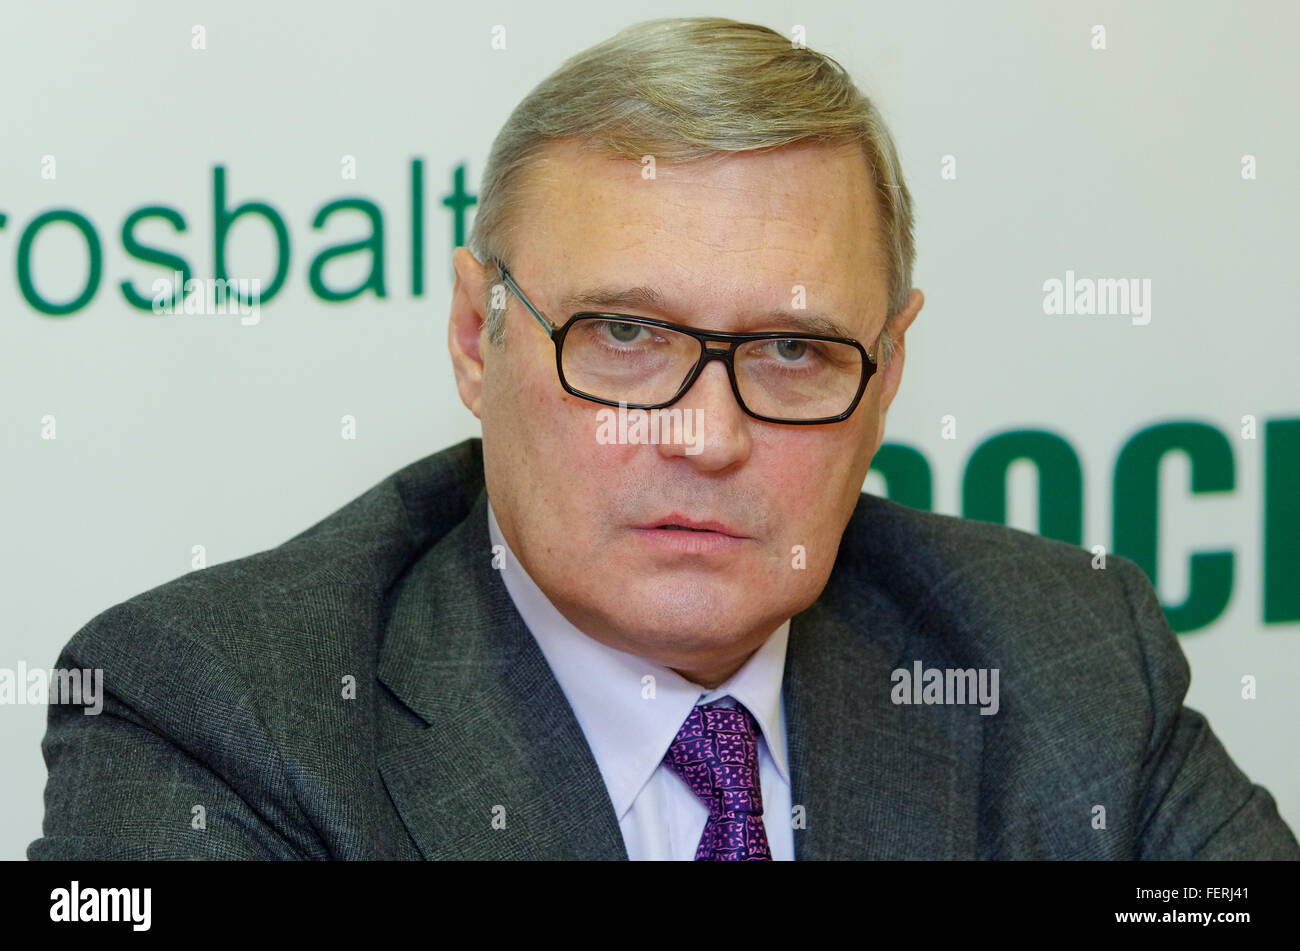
[491,258,877,425]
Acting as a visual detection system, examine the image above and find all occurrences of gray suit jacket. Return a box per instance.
[29,438,1300,860]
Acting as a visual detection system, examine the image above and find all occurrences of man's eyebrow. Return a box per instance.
[559,286,861,339]
[763,312,859,339]
[559,285,669,315]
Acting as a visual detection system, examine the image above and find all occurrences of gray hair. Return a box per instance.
[467,16,915,368]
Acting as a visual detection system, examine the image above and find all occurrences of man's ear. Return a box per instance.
[872,287,924,447]
[448,247,494,419]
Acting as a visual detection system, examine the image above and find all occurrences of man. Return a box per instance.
[30,17,1298,860]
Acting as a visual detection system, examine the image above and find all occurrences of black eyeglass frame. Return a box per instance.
[491,258,878,425]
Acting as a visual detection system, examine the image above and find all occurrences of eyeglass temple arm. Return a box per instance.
[492,258,557,337]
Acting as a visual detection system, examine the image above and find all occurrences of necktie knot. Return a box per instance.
[663,699,772,860]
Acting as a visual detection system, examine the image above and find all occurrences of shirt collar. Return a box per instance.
[487,499,790,820]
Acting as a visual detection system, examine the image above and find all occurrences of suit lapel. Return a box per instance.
[786,589,979,860]
[376,489,627,860]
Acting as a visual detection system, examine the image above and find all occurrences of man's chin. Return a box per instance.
[606,626,762,677]
[583,587,785,652]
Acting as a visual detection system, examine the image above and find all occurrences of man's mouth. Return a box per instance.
[635,516,748,539]
[630,516,749,555]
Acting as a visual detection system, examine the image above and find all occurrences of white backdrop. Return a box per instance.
[2,0,1297,860]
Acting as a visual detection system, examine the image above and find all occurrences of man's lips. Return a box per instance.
[630,517,750,555]
[632,515,748,538]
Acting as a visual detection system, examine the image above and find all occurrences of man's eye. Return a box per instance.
[774,339,808,361]
[605,321,646,343]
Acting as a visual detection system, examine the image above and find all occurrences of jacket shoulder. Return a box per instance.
[830,492,1166,728]
[836,491,1134,627]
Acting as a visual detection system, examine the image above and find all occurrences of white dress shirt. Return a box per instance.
[487,501,794,860]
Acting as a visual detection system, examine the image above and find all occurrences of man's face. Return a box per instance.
[450,138,920,687]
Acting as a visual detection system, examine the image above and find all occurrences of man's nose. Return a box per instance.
[655,354,752,471]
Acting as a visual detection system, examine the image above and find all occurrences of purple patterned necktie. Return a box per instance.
[663,699,773,861]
